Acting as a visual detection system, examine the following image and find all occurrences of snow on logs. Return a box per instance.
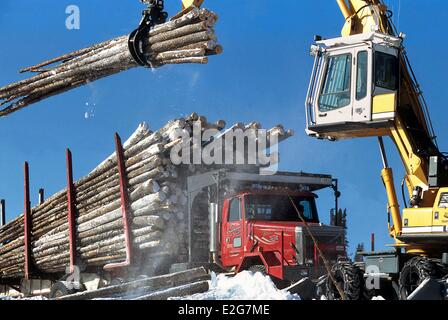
[0,7,222,117]
[0,113,294,278]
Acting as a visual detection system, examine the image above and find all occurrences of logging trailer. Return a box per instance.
[0,168,346,298]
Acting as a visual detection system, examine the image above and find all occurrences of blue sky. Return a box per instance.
[0,0,447,257]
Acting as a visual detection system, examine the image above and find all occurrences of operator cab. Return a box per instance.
[305,32,402,140]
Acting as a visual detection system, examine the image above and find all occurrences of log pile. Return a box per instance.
[0,113,294,279]
[0,7,222,117]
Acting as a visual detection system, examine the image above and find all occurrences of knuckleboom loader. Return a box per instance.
[305,0,448,299]
[171,168,346,294]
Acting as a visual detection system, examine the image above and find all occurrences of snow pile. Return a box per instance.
[174,271,300,300]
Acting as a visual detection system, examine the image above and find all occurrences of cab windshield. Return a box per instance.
[245,194,318,223]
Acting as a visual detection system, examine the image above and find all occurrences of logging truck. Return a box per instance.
[0,168,346,298]
[171,168,347,288]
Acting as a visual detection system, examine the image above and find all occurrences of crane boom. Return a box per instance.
[334,0,441,193]
[305,1,448,300]
[305,0,448,247]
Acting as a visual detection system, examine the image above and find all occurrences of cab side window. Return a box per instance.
[228,198,241,222]
[375,52,398,90]
[318,53,352,112]
[356,51,368,100]
[438,193,448,208]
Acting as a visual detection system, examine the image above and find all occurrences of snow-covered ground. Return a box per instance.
[1,272,299,300]
[173,271,300,300]
[0,295,47,300]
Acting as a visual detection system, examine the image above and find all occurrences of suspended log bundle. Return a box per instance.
[0,113,294,279]
[0,7,222,118]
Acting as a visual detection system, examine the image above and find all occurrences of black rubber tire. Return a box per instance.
[326,262,364,300]
[49,281,76,299]
[398,256,437,300]
[248,264,267,275]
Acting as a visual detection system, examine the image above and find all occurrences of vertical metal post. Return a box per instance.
[371,233,375,252]
[24,162,32,280]
[38,188,45,205]
[66,149,77,274]
[0,199,5,227]
[104,133,133,270]
[378,137,389,169]
[333,179,339,215]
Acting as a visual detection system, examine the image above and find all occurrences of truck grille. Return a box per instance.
[295,225,345,265]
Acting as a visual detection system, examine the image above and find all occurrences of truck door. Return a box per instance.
[221,197,244,267]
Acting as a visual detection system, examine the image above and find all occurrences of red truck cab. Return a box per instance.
[220,189,346,282]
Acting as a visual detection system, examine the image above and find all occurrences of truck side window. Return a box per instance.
[298,200,313,220]
[228,198,241,222]
[439,193,448,208]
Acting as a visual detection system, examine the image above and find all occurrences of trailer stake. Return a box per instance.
[104,133,133,270]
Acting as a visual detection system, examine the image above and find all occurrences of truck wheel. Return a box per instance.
[49,281,76,299]
[248,264,267,275]
[398,256,437,300]
[326,262,363,300]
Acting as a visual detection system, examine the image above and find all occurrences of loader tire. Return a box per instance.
[398,256,438,300]
[326,262,363,300]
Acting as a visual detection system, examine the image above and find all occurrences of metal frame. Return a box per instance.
[38,189,45,205]
[104,133,133,270]
[23,162,32,280]
[0,199,5,227]
[66,149,77,274]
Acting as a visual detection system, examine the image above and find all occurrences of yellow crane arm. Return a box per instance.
[182,0,204,10]
[335,0,437,194]
[332,1,444,240]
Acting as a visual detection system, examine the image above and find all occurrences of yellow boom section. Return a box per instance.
[337,0,389,36]
[333,1,440,242]
[334,0,433,195]
[182,0,204,10]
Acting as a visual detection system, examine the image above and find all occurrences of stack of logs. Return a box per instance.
[0,113,294,279]
[0,7,222,117]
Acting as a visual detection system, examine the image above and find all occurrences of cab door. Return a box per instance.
[351,48,372,122]
[221,197,244,267]
[315,48,354,125]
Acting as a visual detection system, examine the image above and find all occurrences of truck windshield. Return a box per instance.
[245,195,318,223]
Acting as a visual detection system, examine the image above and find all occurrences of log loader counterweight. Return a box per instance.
[305,0,448,299]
